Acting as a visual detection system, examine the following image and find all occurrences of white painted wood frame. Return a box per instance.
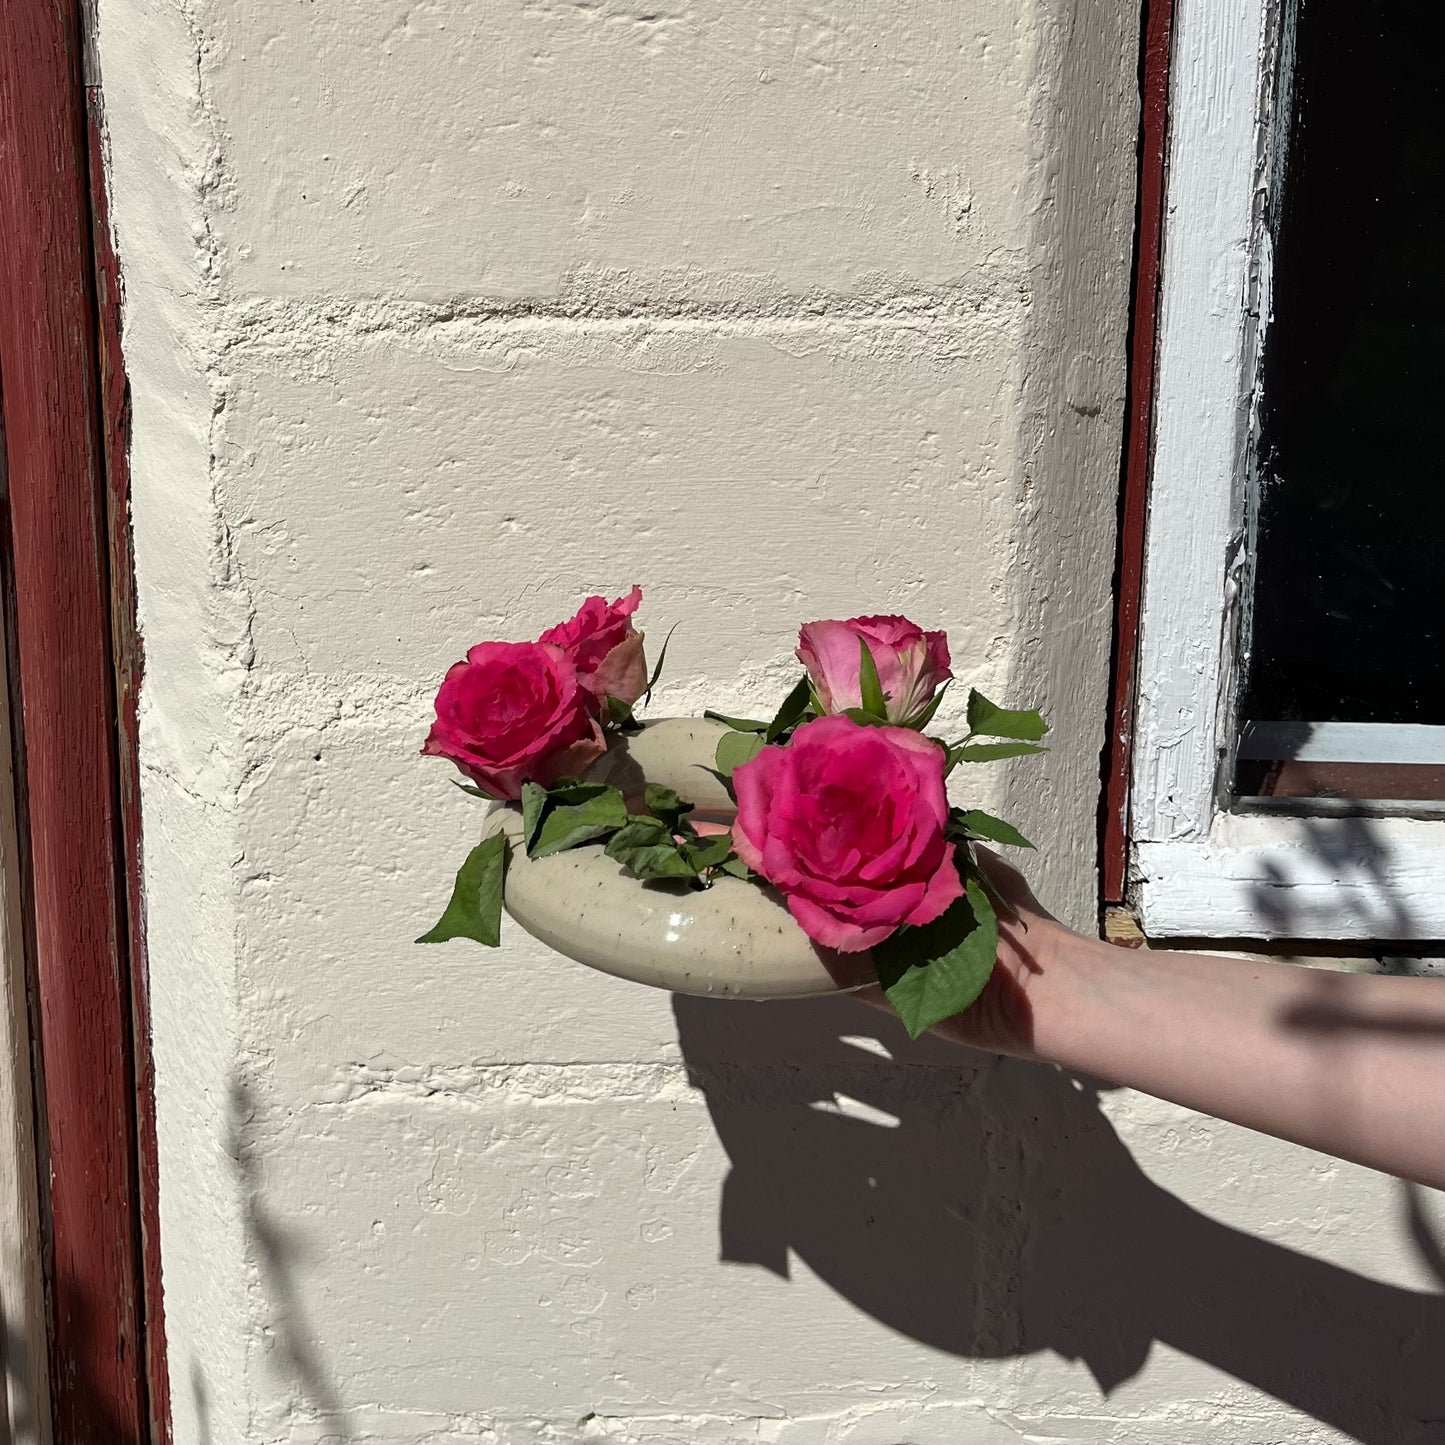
[1130,0,1445,939]
[1236,722,1445,766]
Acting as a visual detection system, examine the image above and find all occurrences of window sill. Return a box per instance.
[1132,812,1445,940]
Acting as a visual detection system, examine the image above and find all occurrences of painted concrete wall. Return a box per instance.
[94,1,1442,1441]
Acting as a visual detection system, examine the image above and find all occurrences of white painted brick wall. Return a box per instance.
[94,0,1444,1440]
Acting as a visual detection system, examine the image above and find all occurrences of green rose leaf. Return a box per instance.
[840,708,889,727]
[703,710,769,733]
[643,783,694,832]
[858,638,888,719]
[551,779,611,802]
[683,832,735,872]
[765,674,814,743]
[605,818,700,881]
[643,622,679,705]
[416,833,508,947]
[522,778,615,851]
[965,689,1049,742]
[716,729,766,780]
[952,741,1048,763]
[525,781,630,859]
[872,877,998,1039]
[971,860,1021,924]
[606,695,642,731]
[451,780,493,800]
[717,855,754,880]
[520,781,550,852]
[951,808,1034,849]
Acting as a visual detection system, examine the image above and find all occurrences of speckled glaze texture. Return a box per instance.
[488,718,871,998]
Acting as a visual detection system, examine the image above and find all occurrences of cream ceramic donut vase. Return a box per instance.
[482,717,871,999]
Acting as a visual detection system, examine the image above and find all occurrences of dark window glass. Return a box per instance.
[1240,0,1445,730]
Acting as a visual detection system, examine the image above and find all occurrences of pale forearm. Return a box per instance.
[1024,929,1445,1188]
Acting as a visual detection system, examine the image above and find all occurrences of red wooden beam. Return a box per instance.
[0,2,162,1439]
[1102,0,1176,908]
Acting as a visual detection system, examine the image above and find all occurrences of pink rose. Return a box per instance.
[730,715,963,952]
[422,641,606,801]
[797,614,952,725]
[540,586,648,706]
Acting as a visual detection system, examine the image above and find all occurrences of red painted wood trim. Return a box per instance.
[1102,0,1176,907]
[87,88,173,1445]
[0,3,156,1440]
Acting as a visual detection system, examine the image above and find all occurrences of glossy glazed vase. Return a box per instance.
[483,718,868,999]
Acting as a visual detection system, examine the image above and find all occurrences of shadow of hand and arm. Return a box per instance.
[674,854,1445,1444]
[676,991,1153,1373]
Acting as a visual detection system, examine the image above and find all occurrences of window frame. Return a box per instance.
[1129,0,1445,940]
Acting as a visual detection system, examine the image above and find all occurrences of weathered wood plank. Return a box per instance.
[0,3,153,1439]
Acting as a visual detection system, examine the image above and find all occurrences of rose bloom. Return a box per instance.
[540,585,648,706]
[797,614,951,726]
[730,715,962,952]
[422,641,605,801]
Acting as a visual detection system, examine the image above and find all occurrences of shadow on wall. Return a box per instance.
[2,1091,352,1444]
[674,993,1445,1445]
[190,1359,212,1445]
[224,1079,354,1444]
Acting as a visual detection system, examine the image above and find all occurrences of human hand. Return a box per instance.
[849,846,1072,1058]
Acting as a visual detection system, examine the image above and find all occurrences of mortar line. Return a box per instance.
[208,283,1031,348]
